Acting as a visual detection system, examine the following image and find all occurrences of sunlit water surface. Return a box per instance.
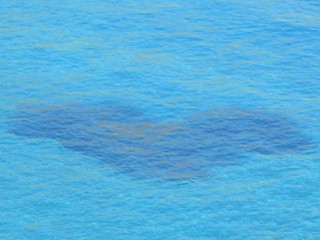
[1,0,320,239]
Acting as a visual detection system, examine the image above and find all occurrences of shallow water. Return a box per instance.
[1,0,320,239]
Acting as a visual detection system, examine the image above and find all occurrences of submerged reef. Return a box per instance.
[9,103,312,181]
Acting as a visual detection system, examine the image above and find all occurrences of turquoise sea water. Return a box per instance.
[1,0,320,239]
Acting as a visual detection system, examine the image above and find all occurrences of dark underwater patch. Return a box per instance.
[9,103,312,181]
[186,108,311,155]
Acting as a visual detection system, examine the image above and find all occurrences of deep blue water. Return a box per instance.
[1,0,320,239]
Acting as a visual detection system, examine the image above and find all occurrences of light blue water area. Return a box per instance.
[1,0,320,239]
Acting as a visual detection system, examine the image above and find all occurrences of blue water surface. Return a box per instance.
[1,0,320,239]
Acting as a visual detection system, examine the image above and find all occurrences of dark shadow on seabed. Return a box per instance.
[8,103,313,181]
